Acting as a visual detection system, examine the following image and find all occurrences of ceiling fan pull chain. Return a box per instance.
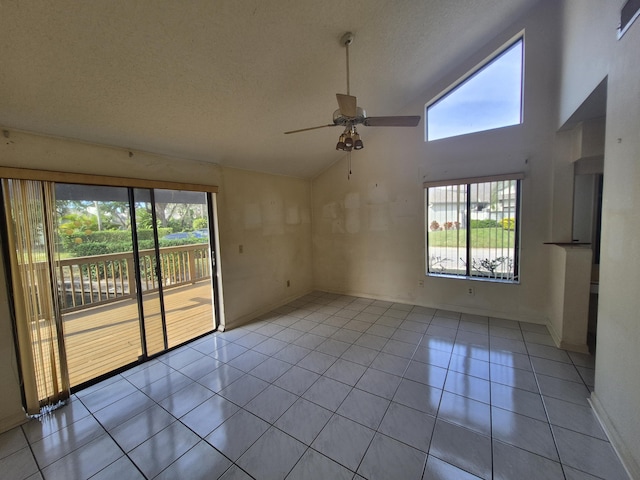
[348,152,352,180]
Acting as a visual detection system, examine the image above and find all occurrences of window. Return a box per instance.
[425,174,522,282]
[426,38,524,141]
[618,0,640,38]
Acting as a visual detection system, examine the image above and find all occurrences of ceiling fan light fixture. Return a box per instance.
[344,135,353,148]
[354,138,364,150]
[336,134,347,150]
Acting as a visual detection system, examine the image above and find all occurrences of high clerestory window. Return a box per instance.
[426,37,524,141]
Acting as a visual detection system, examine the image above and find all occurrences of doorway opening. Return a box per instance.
[572,173,603,352]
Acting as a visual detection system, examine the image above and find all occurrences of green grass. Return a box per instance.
[428,227,515,248]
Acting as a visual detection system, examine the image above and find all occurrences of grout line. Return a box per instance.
[488,322,498,480]
[15,292,620,480]
[523,326,568,479]
[19,423,44,477]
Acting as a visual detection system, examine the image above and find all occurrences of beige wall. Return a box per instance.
[546,245,592,352]
[0,129,313,428]
[215,167,313,329]
[312,1,562,323]
[557,1,640,476]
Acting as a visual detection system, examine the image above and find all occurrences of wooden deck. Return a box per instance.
[63,281,215,387]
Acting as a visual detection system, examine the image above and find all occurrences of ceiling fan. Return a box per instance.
[284,32,421,151]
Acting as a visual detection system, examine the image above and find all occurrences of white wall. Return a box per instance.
[0,129,313,428]
[312,1,562,322]
[557,1,640,476]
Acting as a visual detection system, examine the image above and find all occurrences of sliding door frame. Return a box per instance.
[140,188,169,352]
[0,167,219,195]
[207,191,222,331]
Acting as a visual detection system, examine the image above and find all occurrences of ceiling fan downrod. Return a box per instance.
[341,32,355,96]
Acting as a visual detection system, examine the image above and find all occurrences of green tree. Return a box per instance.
[193,217,207,230]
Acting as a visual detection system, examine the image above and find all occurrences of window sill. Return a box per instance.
[426,273,520,285]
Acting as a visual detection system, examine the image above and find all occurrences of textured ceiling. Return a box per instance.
[0,0,539,178]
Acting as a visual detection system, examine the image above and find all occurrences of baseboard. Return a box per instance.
[589,392,639,480]
[224,286,552,331]
[546,320,590,353]
[558,340,590,354]
[222,289,314,331]
[0,410,28,435]
[316,286,548,325]
[546,320,562,348]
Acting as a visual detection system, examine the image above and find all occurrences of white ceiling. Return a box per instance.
[0,0,539,178]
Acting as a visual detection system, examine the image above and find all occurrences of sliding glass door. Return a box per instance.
[55,184,141,387]
[132,188,216,354]
[151,189,215,349]
[53,184,217,388]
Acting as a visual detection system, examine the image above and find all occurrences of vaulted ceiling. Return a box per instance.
[0,0,539,178]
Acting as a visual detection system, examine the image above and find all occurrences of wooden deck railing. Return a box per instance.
[56,243,211,313]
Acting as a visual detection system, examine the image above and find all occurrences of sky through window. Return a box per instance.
[427,39,523,141]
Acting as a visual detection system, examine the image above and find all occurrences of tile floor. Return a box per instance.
[0,291,630,479]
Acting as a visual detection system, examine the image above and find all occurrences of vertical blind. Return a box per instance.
[2,179,69,413]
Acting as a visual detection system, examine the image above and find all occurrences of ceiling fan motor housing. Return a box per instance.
[332,107,366,126]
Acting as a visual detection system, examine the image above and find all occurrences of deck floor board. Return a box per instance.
[62,282,215,386]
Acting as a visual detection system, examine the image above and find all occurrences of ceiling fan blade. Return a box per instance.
[363,116,421,127]
[284,124,336,134]
[336,94,357,117]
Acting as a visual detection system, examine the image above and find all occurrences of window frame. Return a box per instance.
[424,173,523,283]
[425,35,525,142]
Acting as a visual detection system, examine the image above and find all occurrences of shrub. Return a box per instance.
[61,228,172,246]
[60,228,179,256]
[501,218,516,231]
[66,236,209,257]
[60,227,171,251]
[470,219,499,229]
[443,221,461,230]
[70,242,111,257]
[193,218,208,230]
[158,237,208,248]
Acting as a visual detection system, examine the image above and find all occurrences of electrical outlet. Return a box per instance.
[418,279,424,287]
[467,287,475,296]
